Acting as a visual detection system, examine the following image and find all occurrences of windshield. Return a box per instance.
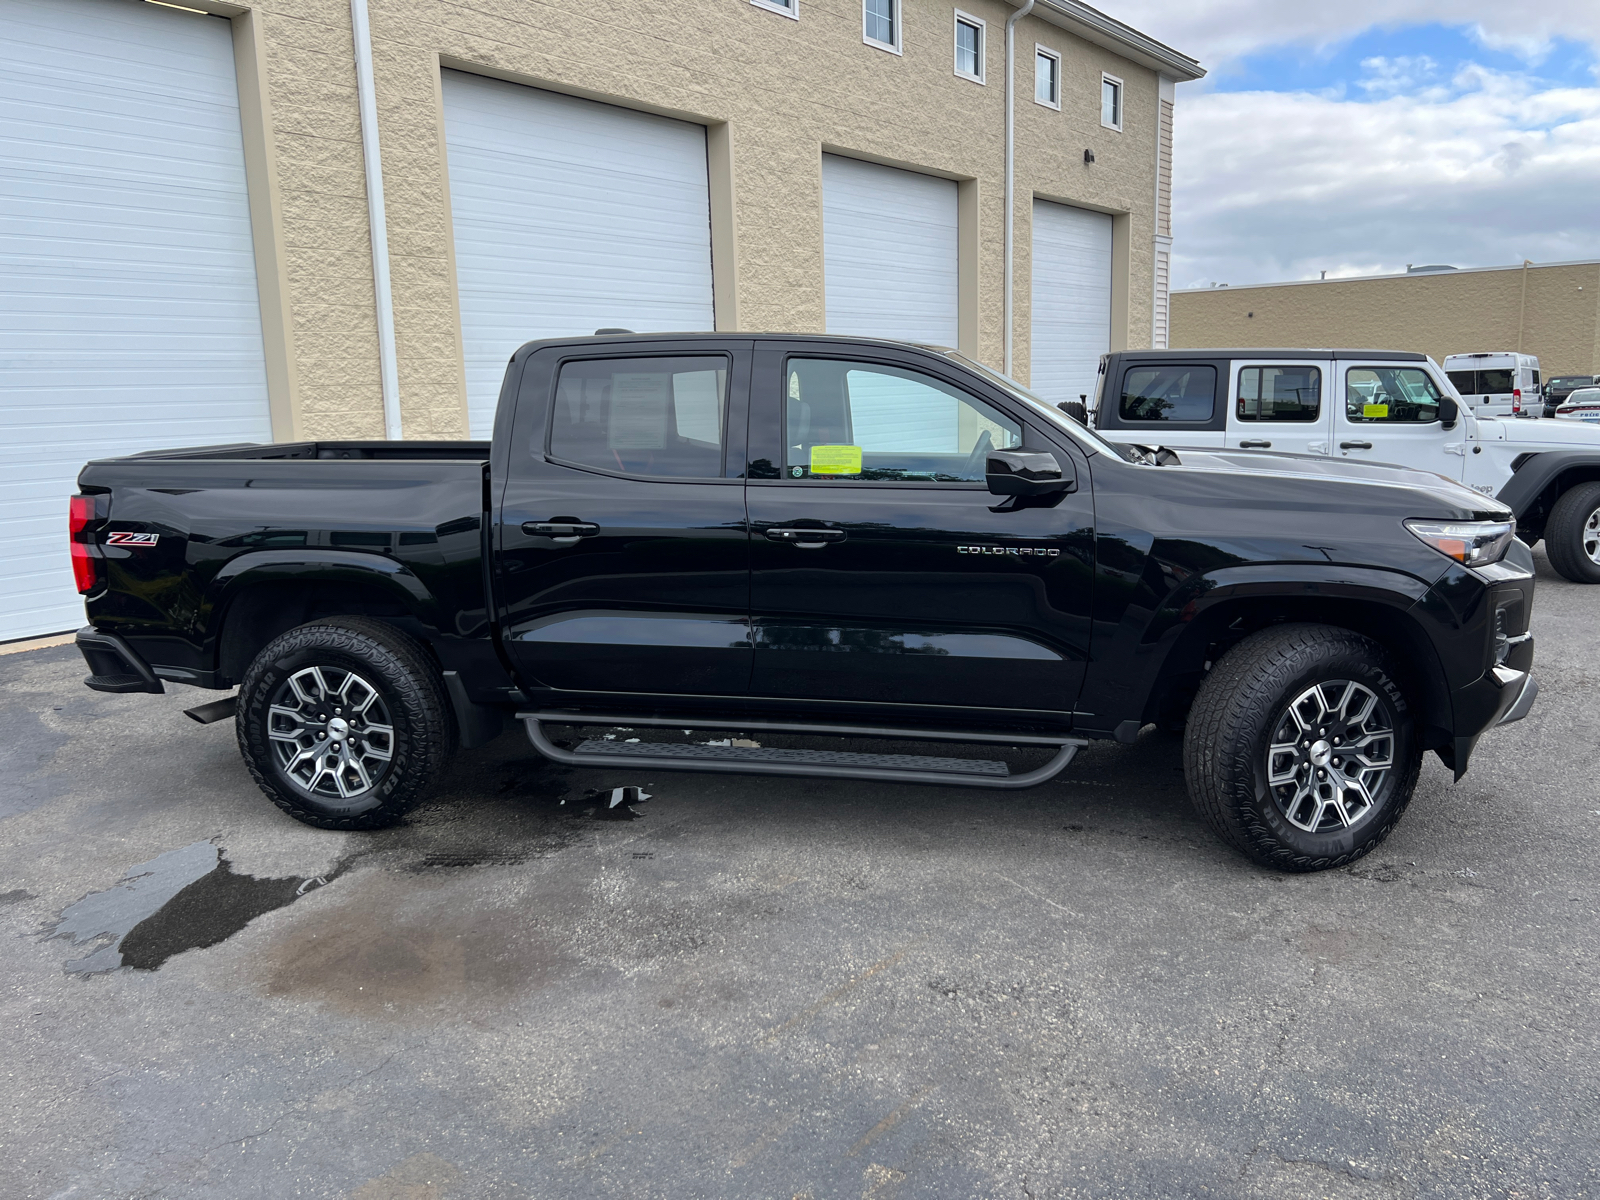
[1551,377,1594,389]
[936,350,1140,461]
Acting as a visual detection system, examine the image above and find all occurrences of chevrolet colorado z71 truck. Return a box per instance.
[70,334,1537,872]
[1086,348,1600,583]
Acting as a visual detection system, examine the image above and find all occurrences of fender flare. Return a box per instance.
[1494,451,1600,516]
[1130,561,1452,743]
[208,549,439,640]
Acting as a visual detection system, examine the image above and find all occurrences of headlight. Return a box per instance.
[1405,519,1516,567]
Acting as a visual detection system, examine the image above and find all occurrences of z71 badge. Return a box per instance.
[105,532,159,547]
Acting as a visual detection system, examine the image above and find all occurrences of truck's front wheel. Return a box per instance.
[1183,624,1421,872]
[1542,481,1600,584]
[237,617,455,830]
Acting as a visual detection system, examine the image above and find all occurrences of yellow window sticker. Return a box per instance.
[808,444,862,475]
[1362,403,1389,419]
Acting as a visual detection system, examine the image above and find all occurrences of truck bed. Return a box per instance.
[116,440,492,462]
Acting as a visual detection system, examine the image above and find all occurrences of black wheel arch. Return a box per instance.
[1143,590,1454,754]
[1497,452,1600,543]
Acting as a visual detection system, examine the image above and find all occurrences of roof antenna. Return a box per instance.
[594,327,635,335]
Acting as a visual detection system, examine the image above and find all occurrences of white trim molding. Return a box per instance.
[750,0,798,19]
[1034,44,1061,110]
[953,10,985,83]
[863,0,902,54]
[1100,71,1123,131]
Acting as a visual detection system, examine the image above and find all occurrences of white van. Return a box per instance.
[1443,352,1541,417]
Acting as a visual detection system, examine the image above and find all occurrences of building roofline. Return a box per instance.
[1174,257,1600,295]
[1030,1,1205,82]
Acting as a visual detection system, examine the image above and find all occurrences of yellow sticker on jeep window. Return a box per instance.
[1363,403,1389,419]
[808,444,862,475]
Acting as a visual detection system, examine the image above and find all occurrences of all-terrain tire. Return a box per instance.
[1183,623,1422,872]
[1543,481,1600,584]
[237,617,455,830]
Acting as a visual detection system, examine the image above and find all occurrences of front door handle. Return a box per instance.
[1239,439,1272,448]
[523,520,599,545]
[766,526,846,548]
[1339,441,1373,450]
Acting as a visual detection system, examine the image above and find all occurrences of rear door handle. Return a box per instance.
[1339,441,1373,450]
[766,526,846,547]
[523,521,599,543]
[1239,440,1272,448]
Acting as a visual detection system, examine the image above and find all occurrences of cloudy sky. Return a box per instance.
[1111,0,1600,289]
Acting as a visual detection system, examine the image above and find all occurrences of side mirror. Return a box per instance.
[986,450,1073,497]
[1439,395,1459,430]
[1058,400,1088,425]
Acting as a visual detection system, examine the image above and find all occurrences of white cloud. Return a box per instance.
[1111,0,1600,75]
[1168,68,1600,288]
[1356,55,1440,97]
[1110,2,1600,288]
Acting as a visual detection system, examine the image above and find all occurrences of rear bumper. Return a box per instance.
[76,626,164,694]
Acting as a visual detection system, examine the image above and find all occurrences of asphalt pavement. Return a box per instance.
[2,547,1596,1200]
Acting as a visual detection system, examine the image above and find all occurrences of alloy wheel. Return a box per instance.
[1266,680,1394,833]
[267,665,395,800]
[1584,507,1600,565]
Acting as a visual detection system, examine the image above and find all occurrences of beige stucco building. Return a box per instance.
[1171,259,1600,378]
[1,0,1202,641]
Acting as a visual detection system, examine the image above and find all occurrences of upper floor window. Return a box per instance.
[864,0,900,53]
[954,12,984,82]
[549,356,728,478]
[1101,73,1123,130]
[1035,46,1061,109]
[750,0,798,18]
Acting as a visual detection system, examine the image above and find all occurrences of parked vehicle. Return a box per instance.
[1546,376,1600,418]
[1090,348,1600,584]
[1444,352,1541,418]
[71,333,1536,872]
[1555,387,1600,425]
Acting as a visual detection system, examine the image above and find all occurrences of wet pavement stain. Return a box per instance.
[43,840,342,976]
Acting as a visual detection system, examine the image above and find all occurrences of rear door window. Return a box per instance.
[1237,365,1321,422]
[549,356,728,478]
[1118,364,1217,422]
[1447,369,1516,394]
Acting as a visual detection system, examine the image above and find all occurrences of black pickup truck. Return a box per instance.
[71,333,1538,871]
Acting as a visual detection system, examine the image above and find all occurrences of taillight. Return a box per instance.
[69,494,98,594]
[1512,388,1522,413]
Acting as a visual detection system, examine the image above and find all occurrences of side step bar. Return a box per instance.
[518,710,1087,790]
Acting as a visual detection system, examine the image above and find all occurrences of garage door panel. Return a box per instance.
[1030,200,1112,407]
[0,0,272,642]
[443,70,716,438]
[821,155,958,346]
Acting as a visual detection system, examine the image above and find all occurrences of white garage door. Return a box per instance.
[0,0,272,643]
[822,155,958,346]
[442,71,716,438]
[1030,200,1113,406]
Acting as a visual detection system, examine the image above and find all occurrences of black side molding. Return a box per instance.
[76,627,164,695]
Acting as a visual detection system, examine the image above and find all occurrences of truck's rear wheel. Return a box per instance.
[237,617,455,830]
[1543,482,1600,584]
[1183,624,1421,872]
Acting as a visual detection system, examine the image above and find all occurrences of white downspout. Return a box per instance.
[1004,0,1035,377]
[350,0,402,439]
